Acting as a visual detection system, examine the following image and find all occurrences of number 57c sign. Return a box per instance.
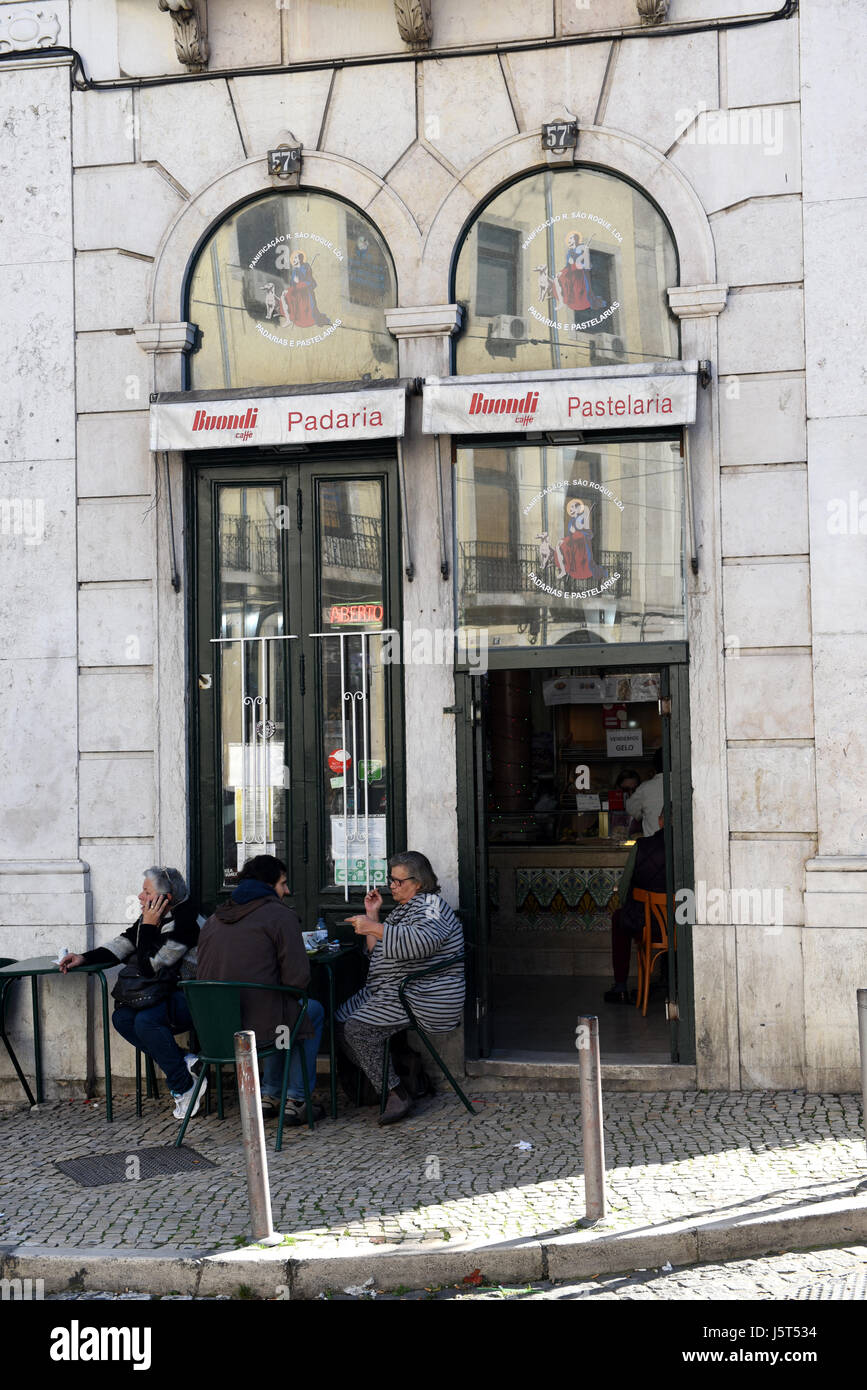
[542,121,579,150]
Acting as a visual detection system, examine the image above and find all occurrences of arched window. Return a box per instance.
[186,191,399,390]
[453,167,678,375]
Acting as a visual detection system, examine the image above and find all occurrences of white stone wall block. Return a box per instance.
[0,268,75,463]
[421,56,518,171]
[721,467,808,557]
[78,497,154,583]
[436,0,551,45]
[711,196,802,288]
[230,71,334,157]
[605,33,719,156]
[727,744,816,834]
[807,416,867,636]
[206,0,282,69]
[0,64,72,265]
[811,634,867,857]
[83,841,157,927]
[74,164,184,257]
[803,199,867,421]
[503,44,611,132]
[78,585,154,667]
[72,88,134,167]
[722,561,811,647]
[671,105,801,215]
[729,838,813,927]
[0,657,79,856]
[138,81,245,197]
[724,652,813,741]
[0,457,76,660]
[800,0,867,203]
[116,0,184,77]
[75,332,149,415]
[70,0,120,80]
[803,929,867,1091]
[79,757,154,838]
[322,64,417,178]
[727,18,799,107]
[77,412,152,498]
[718,376,805,467]
[718,287,804,377]
[387,145,456,236]
[736,925,806,1089]
[75,252,151,333]
[79,670,154,752]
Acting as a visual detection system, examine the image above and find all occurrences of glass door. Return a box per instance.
[194,453,404,926]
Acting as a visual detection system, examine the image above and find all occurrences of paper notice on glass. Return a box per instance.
[331,814,387,886]
[575,793,601,811]
[543,677,604,705]
[606,730,643,759]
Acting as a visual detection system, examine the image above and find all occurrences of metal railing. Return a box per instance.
[458,541,632,598]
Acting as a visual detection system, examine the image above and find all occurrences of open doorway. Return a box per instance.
[462,661,692,1064]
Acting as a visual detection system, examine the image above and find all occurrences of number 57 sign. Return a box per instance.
[542,121,579,150]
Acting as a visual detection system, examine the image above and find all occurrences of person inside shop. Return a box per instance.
[625,747,665,836]
[604,813,667,1005]
[197,855,326,1126]
[58,867,204,1120]
[339,851,464,1126]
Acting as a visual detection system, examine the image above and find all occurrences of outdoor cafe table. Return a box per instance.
[306,942,360,1120]
[0,957,114,1122]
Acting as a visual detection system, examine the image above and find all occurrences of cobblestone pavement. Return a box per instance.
[0,1088,864,1253]
[39,1245,867,1300]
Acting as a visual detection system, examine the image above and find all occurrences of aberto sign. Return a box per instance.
[149,388,406,450]
[422,366,698,434]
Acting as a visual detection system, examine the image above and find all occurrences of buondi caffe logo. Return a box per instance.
[523,212,622,334]
[249,232,344,350]
[524,479,625,602]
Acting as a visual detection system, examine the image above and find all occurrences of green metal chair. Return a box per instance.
[134,1048,160,1115]
[376,953,477,1116]
[0,959,32,1104]
[175,980,314,1152]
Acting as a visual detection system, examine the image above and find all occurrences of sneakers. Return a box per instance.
[261,1094,325,1125]
[172,1059,207,1121]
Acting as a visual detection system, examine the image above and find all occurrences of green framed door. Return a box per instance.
[192,450,405,926]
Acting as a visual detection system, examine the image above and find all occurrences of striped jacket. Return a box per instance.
[336,893,465,1032]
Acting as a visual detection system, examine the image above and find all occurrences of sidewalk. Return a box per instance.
[1,1086,865,1297]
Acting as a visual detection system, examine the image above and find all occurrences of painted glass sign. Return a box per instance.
[454,439,686,648]
[454,167,678,376]
[187,192,398,390]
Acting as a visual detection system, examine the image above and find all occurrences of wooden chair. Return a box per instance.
[631,889,672,1017]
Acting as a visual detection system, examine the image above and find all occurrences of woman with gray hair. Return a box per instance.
[339,851,465,1125]
[59,867,203,1120]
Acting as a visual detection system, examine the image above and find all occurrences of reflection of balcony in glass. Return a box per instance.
[459,542,632,599]
[220,516,280,575]
[321,513,382,574]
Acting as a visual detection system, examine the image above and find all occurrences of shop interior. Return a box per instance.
[482,665,672,1062]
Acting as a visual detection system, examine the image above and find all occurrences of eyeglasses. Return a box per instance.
[388,875,416,885]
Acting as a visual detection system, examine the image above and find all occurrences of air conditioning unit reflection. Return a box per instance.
[485,314,529,360]
[589,333,627,366]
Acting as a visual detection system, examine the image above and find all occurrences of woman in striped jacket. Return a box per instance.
[338,851,464,1126]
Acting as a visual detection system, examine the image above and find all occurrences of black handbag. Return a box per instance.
[111,964,177,1011]
[111,919,180,1011]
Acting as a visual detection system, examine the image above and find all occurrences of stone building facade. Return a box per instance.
[1,0,865,1097]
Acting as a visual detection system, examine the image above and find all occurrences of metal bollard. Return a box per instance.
[859,991,867,1162]
[576,1014,606,1221]
[234,1030,279,1244]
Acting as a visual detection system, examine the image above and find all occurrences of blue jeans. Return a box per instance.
[261,998,324,1102]
[112,993,195,1096]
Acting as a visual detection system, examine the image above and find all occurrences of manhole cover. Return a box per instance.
[55,1146,217,1188]
[794,1269,867,1301]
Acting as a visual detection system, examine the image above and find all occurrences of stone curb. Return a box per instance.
[3,1192,867,1298]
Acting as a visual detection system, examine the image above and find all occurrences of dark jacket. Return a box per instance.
[81,896,200,977]
[197,885,312,1045]
[618,828,667,934]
